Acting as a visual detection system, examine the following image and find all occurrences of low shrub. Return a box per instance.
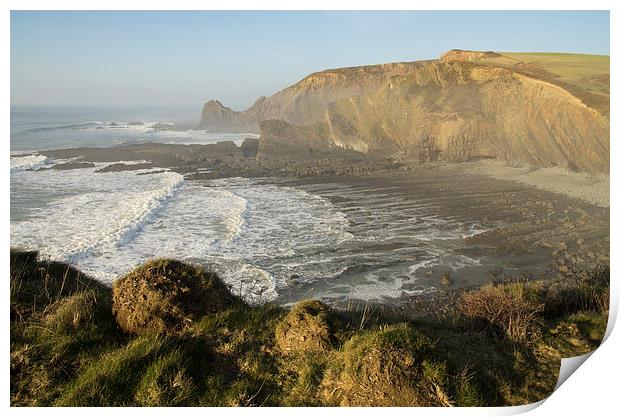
[459,283,544,343]
[542,265,610,318]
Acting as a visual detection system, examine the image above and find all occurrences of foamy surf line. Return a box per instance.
[112,173,185,248]
[11,168,509,307]
[10,154,48,171]
[11,165,185,270]
[22,121,103,132]
[217,189,248,241]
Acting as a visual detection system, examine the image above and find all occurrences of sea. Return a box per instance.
[10,107,502,305]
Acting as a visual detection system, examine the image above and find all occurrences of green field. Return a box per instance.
[485,52,609,117]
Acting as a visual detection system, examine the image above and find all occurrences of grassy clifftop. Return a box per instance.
[10,249,609,407]
[441,50,609,117]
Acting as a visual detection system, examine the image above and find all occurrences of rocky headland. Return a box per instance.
[31,49,610,204]
[201,49,609,175]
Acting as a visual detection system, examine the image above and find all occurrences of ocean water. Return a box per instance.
[10,107,501,305]
[10,106,257,152]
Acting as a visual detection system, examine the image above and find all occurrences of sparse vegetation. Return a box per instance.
[418,136,442,163]
[458,282,544,343]
[446,132,479,162]
[10,248,609,407]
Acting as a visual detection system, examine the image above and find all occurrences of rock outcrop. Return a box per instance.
[201,50,609,174]
[439,49,503,62]
[200,100,258,133]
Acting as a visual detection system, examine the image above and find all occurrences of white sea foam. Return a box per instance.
[219,190,248,240]
[102,160,153,166]
[56,119,259,146]
[10,168,356,304]
[11,159,500,305]
[11,166,184,268]
[207,258,278,304]
[160,131,259,146]
[10,154,48,171]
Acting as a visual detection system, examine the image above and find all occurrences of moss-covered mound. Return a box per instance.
[112,259,237,335]
[275,299,333,354]
[321,325,450,406]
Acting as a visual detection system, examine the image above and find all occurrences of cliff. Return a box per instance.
[199,61,429,133]
[200,50,609,174]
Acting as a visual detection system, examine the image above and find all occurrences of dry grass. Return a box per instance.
[275,299,333,354]
[459,283,544,343]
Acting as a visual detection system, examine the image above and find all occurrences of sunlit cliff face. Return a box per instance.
[202,50,609,174]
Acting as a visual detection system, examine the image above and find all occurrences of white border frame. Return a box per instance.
[2,2,616,416]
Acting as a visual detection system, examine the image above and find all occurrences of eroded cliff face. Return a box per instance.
[319,62,609,173]
[201,51,609,174]
[199,61,429,133]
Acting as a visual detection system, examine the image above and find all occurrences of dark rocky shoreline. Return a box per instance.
[19,141,610,311]
[34,138,411,178]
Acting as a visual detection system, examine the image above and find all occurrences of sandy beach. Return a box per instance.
[461,160,610,208]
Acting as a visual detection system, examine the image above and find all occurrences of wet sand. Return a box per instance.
[275,166,609,305]
[461,160,609,207]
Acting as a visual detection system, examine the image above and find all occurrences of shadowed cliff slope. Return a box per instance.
[201,50,609,174]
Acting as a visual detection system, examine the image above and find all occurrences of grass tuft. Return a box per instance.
[459,283,544,343]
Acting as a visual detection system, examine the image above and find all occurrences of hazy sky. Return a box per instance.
[11,11,610,110]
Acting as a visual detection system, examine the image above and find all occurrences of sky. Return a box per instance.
[10,10,610,110]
